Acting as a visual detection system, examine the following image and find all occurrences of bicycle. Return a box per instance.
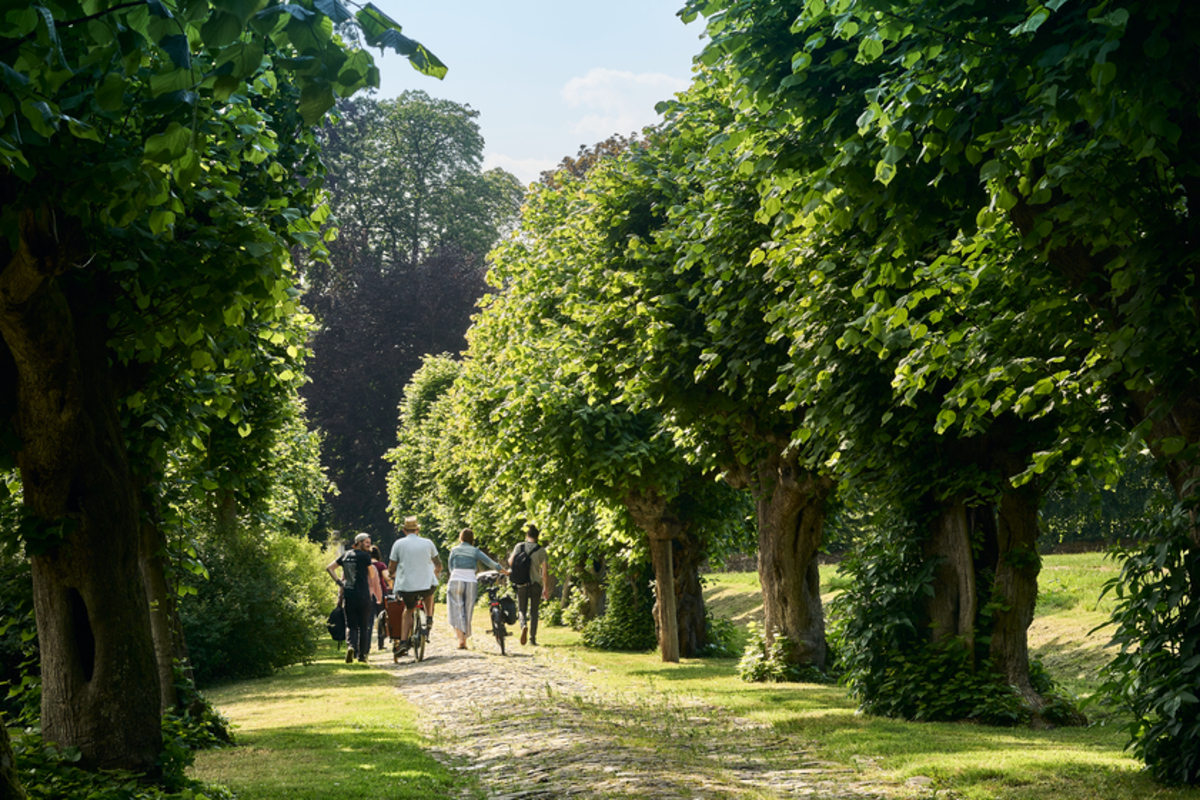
[477,570,515,655]
[392,593,432,663]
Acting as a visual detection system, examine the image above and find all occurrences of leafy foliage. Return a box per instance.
[737,622,827,683]
[581,570,658,652]
[179,527,329,687]
[829,519,1076,724]
[1099,502,1200,784]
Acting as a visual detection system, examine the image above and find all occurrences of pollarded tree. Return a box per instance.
[558,83,845,670]
[0,0,442,774]
[682,0,1200,534]
[460,175,747,661]
[681,0,1189,736]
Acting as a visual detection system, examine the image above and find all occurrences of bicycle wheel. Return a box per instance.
[492,608,506,655]
[412,607,427,662]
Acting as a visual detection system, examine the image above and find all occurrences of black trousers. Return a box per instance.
[516,583,542,641]
[344,593,373,658]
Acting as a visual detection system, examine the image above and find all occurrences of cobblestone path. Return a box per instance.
[373,613,923,800]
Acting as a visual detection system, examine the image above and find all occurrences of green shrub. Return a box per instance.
[698,612,739,658]
[736,622,830,683]
[11,716,236,800]
[562,590,592,631]
[180,527,328,687]
[581,572,656,651]
[830,519,1080,725]
[541,598,564,626]
[1099,501,1200,785]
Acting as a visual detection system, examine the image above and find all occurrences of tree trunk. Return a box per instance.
[623,488,683,663]
[672,528,707,658]
[728,449,832,669]
[1,214,162,772]
[215,488,237,539]
[989,482,1053,718]
[581,577,605,620]
[0,720,27,800]
[922,498,978,659]
[138,483,185,715]
[649,535,679,663]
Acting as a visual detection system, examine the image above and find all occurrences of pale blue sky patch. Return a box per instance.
[363,0,706,185]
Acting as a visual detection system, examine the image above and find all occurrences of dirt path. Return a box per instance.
[372,612,924,800]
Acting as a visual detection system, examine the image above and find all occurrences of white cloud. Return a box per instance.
[561,68,689,141]
[483,152,558,186]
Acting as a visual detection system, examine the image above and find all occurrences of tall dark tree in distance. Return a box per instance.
[304,92,521,545]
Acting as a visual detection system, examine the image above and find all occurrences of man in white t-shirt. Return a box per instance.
[388,516,442,652]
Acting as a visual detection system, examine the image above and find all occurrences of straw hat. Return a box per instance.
[402,516,420,532]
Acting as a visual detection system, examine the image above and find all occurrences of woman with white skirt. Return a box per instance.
[446,528,507,649]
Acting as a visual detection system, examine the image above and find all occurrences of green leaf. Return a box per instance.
[216,41,265,79]
[355,4,447,79]
[314,0,354,24]
[174,149,201,190]
[160,34,191,69]
[979,159,1005,181]
[200,11,243,48]
[857,37,884,62]
[213,0,269,26]
[95,73,125,111]
[298,79,335,125]
[145,122,191,163]
[150,68,194,97]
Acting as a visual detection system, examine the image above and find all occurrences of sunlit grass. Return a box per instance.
[531,553,1200,800]
[189,652,474,800]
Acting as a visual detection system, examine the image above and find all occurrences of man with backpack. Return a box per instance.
[508,524,550,646]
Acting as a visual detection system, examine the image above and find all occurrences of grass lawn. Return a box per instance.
[189,653,474,800]
[190,553,1200,800]
[529,553,1200,800]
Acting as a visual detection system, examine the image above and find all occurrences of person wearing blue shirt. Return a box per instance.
[446,528,508,650]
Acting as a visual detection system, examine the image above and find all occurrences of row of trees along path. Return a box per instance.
[377,616,921,800]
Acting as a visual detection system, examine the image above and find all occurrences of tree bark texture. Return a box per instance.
[728,449,833,669]
[623,488,682,663]
[0,719,27,800]
[672,528,708,658]
[138,484,185,715]
[0,212,162,771]
[989,481,1050,716]
[922,499,978,660]
[649,536,680,663]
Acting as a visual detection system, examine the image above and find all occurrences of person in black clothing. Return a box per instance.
[508,524,550,646]
[326,532,382,663]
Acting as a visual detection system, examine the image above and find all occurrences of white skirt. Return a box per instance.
[447,579,480,636]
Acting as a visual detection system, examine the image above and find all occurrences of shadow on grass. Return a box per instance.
[194,722,459,800]
[192,655,471,800]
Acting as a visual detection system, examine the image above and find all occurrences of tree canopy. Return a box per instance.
[0,0,444,776]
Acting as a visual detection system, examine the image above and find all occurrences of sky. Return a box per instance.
[361,0,711,185]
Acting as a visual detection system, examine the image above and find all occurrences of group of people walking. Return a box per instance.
[326,519,551,660]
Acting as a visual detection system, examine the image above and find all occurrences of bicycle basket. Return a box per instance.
[500,596,517,625]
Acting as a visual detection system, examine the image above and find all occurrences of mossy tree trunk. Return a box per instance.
[727,445,833,669]
[1,212,162,771]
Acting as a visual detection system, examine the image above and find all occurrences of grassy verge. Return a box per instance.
[529,553,1200,800]
[189,553,1199,800]
[188,652,474,800]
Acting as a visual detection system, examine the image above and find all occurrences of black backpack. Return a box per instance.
[510,542,540,586]
[326,602,346,642]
